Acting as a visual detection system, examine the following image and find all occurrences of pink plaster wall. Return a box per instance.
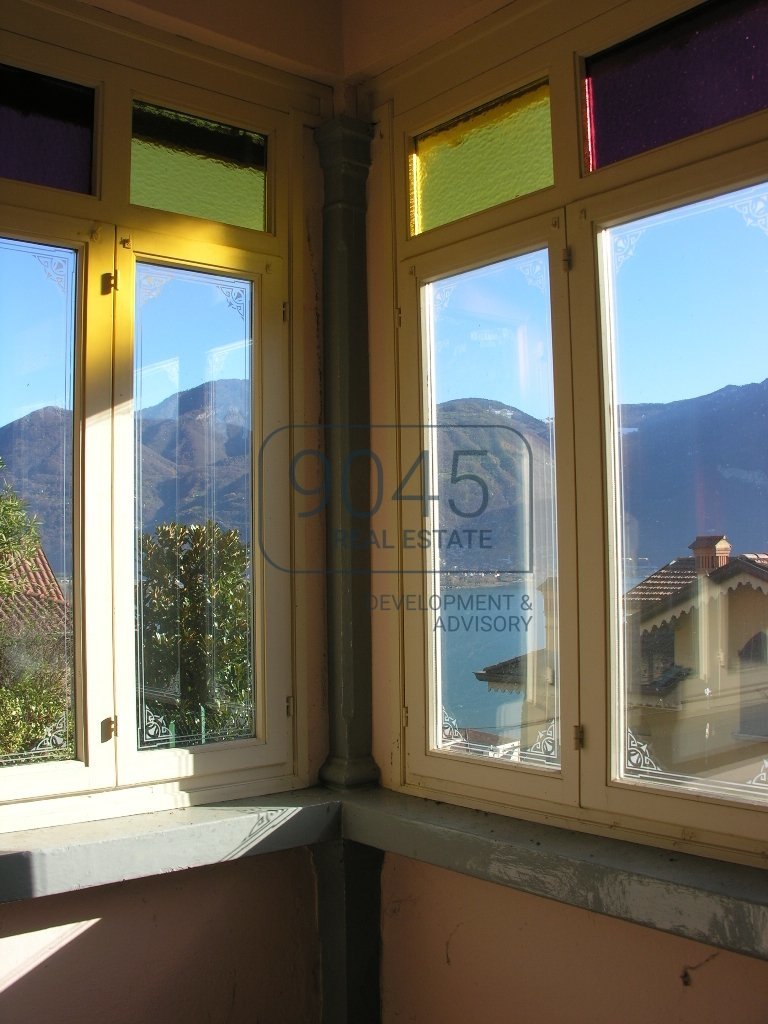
[0,849,321,1024]
[341,0,514,79]
[381,853,768,1024]
[76,0,514,81]
[76,0,345,79]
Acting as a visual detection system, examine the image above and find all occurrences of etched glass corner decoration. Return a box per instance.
[422,249,560,769]
[602,179,768,803]
[134,261,257,750]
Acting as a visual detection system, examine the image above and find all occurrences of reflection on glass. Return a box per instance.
[131,102,267,231]
[423,251,560,768]
[602,180,768,802]
[0,237,76,765]
[134,262,255,749]
[410,82,553,236]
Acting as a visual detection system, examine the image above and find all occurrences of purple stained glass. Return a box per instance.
[0,64,94,194]
[584,0,768,171]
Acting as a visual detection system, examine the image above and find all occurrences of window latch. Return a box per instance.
[101,271,118,294]
[101,716,118,741]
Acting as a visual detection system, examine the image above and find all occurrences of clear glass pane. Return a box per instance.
[0,237,76,765]
[584,0,768,171]
[0,63,94,194]
[131,102,267,231]
[135,262,255,749]
[603,180,768,802]
[410,82,553,236]
[424,251,560,768]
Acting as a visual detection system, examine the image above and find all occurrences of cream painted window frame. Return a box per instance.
[374,0,768,865]
[0,0,327,831]
[394,212,580,814]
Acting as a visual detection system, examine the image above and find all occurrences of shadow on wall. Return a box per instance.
[0,850,321,1024]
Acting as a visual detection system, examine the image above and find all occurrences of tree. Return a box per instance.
[0,456,72,762]
[138,520,253,742]
[0,456,39,596]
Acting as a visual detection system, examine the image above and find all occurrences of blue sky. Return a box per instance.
[428,179,768,420]
[0,238,76,426]
[133,263,251,413]
[0,253,252,428]
[1,181,767,429]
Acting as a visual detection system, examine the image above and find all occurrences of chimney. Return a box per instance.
[689,534,731,574]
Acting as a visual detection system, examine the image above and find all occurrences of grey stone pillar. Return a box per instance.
[315,116,379,788]
[313,839,383,1023]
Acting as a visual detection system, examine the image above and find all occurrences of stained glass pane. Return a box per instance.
[134,261,255,750]
[584,0,768,171]
[0,237,76,765]
[423,251,560,768]
[131,102,267,230]
[410,82,553,236]
[602,180,768,802]
[0,64,94,193]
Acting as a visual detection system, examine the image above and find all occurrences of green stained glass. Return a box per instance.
[410,82,553,236]
[131,102,267,231]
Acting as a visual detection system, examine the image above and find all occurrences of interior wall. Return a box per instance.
[75,0,515,81]
[0,849,321,1024]
[381,853,768,1024]
[75,0,344,79]
[340,0,514,79]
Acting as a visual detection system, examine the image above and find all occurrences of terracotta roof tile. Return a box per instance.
[625,557,697,607]
[0,547,68,632]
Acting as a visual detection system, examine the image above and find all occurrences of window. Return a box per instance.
[379,0,768,862]
[600,180,768,802]
[583,0,768,171]
[131,102,268,230]
[0,10,324,830]
[422,252,561,772]
[0,236,77,767]
[409,81,553,235]
[0,63,95,193]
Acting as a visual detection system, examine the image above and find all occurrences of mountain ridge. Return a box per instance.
[2,377,767,576]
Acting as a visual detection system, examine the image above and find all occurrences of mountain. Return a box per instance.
[617,379,768,568]
[2,378,768,578]
[435,398,556,573]
[0,406,72,577]
[0,380,251,577]
[136,379,252,543]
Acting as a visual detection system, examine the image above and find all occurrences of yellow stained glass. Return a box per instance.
[410,82,553,236]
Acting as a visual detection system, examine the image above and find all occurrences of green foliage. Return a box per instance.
[0,669,72,762]
[138,520,253,743]
[0,458,69,763]
[0,456,39,597]
[0,621,73,762]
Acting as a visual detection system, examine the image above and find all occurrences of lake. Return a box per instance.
[437,583,546,733]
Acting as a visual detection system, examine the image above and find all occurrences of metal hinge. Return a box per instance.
[395,307,402,328]
[573,724,585,749]
[401,706,409,728]
[101,271,118,294]
[282,301,290,322]
[286,695,294,717]
[101,716,118,741]
[562,247,573,272]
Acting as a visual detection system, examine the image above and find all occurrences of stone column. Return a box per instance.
[315,116,379,788]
